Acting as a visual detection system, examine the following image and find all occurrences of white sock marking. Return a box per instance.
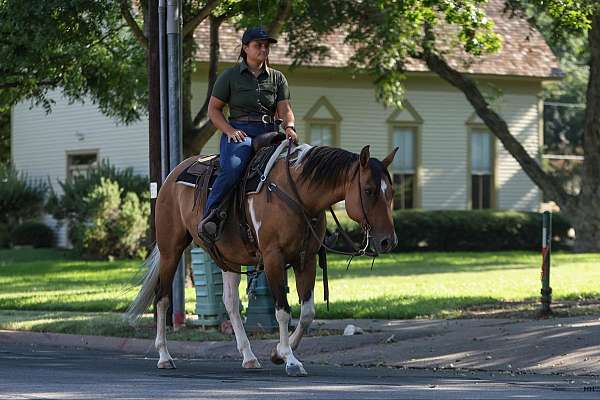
[222,271,258,366]
[290,293,315,350]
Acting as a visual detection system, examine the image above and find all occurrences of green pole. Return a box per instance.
[244,266,278,333]
[540,211,553,316]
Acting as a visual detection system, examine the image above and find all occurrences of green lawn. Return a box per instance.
[0,248,599,320]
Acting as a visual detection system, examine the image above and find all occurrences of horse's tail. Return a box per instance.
[125,245,161,323]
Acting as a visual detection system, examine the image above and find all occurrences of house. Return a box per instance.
[11,0,560,246]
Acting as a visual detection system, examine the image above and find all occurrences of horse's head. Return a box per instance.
[344,145,398,254]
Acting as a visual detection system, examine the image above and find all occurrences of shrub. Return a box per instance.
[0,164,48,225]
[68,178,150,259]
[327,210,571,252]
[0,223,10,248]
[11,221,55,248]
[46,159,148,221]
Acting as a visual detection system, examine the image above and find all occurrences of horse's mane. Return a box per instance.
[298,146,357,189]
[298,146,390,194]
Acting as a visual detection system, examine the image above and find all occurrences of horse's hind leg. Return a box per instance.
[290,255,317,351]
[222,271,261,369]
[154,221,190,369]
[264,249,308,377]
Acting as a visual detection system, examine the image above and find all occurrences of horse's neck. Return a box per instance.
[291,166,346,214]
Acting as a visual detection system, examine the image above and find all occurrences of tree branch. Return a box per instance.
[182,0,221,39]
[268,0,293,39]
[120,0,148,49]
[419,26,572,208]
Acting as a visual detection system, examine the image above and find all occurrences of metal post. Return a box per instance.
[540,211,553,316]
[158,0,169,182]
[167,0,185,328]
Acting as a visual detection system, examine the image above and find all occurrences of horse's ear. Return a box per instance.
[359,145,370,168]
[382,147,399,169]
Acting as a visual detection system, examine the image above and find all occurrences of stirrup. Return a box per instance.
[198,209,227,243]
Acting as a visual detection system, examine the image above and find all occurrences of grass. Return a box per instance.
[0,248,599,322]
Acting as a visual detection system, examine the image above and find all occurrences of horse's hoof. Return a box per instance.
[270,347,284,365]
[242,358,262,369]
[157,359,176,369]
[286,363,308,377]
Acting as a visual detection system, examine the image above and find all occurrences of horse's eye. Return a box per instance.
[365,188,374,197]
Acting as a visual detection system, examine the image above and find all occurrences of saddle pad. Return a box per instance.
[175,142,314,193]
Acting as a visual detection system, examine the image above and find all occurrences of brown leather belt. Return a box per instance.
[230,115,275,124]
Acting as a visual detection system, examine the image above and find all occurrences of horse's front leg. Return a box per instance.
[289,255,317,351]
[222,271,261,369]
[264,249,308,377]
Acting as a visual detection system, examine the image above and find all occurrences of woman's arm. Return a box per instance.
[277,100,298,143]
[208,96,248,143]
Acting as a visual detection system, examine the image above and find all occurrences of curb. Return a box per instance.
[0,329,392,362]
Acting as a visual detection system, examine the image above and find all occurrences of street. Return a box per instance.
[1,342,600,399]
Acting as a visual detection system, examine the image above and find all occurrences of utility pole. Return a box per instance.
[166,0,186,328]
[147,0,161,245]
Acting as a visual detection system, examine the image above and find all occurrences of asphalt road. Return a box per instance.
[1,343,600,399]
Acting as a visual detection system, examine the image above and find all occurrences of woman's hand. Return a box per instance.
[285,126,298,144]
[226,128,248,143]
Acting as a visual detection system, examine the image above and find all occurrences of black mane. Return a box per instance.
[298,146,391,193]
[299,146,358,188]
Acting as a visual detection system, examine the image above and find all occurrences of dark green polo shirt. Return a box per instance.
[212,60,290,119]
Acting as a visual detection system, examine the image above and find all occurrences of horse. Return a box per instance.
[126,142,398,377]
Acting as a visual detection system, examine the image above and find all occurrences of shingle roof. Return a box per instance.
[194,0,561,79]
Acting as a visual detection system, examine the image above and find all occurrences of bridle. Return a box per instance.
[266,139,379,259]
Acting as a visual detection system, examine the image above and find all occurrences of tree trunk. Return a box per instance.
[421,17,600,251]
[572,10,600,251]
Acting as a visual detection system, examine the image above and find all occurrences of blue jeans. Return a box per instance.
[204,121,278,215]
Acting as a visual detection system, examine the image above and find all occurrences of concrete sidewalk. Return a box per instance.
[2,315,600,377]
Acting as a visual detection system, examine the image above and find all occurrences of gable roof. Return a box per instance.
[193,0,561,79]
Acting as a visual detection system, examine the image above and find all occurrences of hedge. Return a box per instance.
[326,210,571,252]
[11,221,55,248]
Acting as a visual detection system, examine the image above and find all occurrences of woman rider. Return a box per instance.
[198,27,298,242]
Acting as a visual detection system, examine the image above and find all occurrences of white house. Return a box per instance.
[11,0,560,245]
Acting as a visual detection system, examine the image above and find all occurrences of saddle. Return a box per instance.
[175,131,287,270]
[176,131,287,211]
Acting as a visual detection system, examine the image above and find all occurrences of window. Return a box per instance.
[470,130,493,209]
[67,152,98,178]
[391,126,417,209]
[304,96,341,147]
[309,124,334,146]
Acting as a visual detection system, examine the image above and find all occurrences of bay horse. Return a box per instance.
[126,143,398,376]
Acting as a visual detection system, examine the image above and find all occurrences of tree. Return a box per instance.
[0,0,147,124]
[0,111,9,165]
[285,0,600,251]
[120,0,293,155]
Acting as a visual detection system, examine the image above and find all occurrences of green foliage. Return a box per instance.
[11,221,55,248]
[46,160,148,221]
[0,111,9,165]
[68,178,150,259]
[0,163,48,225]
[0,224,10,248]
[328,210,571,252]
[286,0,501,108]
[46,161,149,259]
[0,0,147,123]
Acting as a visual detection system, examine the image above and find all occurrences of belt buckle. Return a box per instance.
[261,115,271,124]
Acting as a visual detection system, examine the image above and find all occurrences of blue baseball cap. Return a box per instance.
[242,27,277,44]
